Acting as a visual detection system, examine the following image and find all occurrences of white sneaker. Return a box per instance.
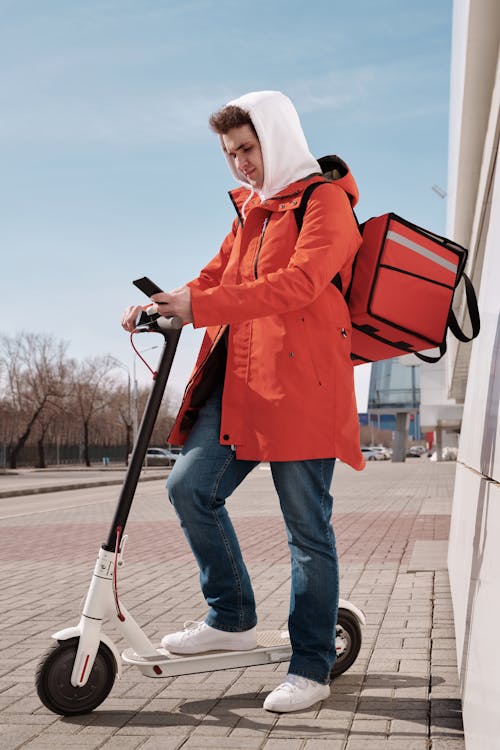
[161,620,257,655]
[263,673,330,712]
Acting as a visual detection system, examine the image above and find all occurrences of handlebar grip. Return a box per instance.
[156,316,183,331]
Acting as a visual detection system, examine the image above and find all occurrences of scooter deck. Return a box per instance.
[122,630,292,678]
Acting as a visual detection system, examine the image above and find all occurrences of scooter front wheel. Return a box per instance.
[36,637,116,715]
[330,609,362,679]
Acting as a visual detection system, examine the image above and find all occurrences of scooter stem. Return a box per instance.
[104,318,182,552]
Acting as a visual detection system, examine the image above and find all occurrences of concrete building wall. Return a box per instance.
[446,0,500,401]
[446,1,500,747]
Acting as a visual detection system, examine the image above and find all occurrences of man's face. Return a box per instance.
[222,125,264,189]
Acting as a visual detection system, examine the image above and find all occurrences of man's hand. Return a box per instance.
[121,305,144,332]
[151,285,193,324]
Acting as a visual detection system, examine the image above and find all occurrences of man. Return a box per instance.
[122,90,364,712]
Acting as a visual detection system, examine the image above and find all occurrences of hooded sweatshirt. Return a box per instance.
[220,90,321,202]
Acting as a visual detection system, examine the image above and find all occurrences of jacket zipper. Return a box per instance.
[253,217,269,279]
[229,191,243,225]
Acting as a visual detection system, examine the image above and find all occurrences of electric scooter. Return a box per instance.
[35,280,366,716]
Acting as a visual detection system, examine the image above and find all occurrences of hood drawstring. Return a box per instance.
[240,186,255,223]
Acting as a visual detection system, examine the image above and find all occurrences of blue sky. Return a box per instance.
[0,0,452,410]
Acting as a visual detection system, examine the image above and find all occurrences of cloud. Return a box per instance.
[0,0,449,145]
[287,55,449,125]
[0,60,446,146]
[0,17,448,146]
[0,84,228,144]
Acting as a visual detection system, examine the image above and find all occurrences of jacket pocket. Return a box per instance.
[300,316,324,386]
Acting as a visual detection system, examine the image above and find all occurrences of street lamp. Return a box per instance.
[431,184,447,198]
[111,346,159,448]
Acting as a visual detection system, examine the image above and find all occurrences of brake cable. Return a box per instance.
[130,332,158,380]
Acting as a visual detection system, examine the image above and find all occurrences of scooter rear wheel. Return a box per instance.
[36,637,116,715]
[330,609,362,679]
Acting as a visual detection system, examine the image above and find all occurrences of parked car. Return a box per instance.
[167,446,182,457]
[361,447,385,461]
[145,448,178,466]
[128,447,178,467]
[367,445,391,460]
[406,445,425,457]
[411,445,427,455]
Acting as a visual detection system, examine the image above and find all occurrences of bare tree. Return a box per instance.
[69,356,116,466]
[144,385,178,446]
[33,397,69,468]
[107,384,133,464]
[0,332,181,468]
[0,333,68,469]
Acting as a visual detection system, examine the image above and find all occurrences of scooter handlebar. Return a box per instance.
[134,309,183,333]
[131,277,183,333]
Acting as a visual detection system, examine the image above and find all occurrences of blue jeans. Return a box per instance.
[167,387,339,684]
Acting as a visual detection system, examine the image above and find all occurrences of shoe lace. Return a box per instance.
[182,620,206,635]
[278,674,312,693]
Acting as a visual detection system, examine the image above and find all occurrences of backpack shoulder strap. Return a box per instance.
[294,181,325,231]
[294,181,344,294]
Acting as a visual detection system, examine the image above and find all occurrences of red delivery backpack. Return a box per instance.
[295,156,480,365]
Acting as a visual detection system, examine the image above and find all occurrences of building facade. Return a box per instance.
[443,2,500,747]
[367,359,421,447]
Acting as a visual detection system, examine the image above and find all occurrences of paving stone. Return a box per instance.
[393,687,428,700]
[350,717,388,734]
[398,660,430,674]
[138,739,186,750]
[430,716,464,736]
[360,687,394,698]
[431,698,462,717]
[117,724,193,737]
[390,717,429,735]
[429,740,467,750]
[0,726,41,750]
[346,739,429,749]
[98,739,145,749]
[181,737,264,748]
[302,741,346,750]
[21,738,103,750]
[188,722,233,737]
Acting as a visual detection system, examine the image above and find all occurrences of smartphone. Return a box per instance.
[132,277,164,297]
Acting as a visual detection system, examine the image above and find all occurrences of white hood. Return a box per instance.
[220,90,320,201]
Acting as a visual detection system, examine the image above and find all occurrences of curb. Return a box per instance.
[0,472,168,499]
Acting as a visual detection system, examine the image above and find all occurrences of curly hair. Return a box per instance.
[209,104,257,136]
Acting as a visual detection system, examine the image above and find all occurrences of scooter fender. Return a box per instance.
[52,626,122,680]
[338,598,366,626]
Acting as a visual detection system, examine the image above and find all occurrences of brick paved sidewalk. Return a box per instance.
[0,460,464,749]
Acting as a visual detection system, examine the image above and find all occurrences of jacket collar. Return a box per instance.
[229,174,324,219]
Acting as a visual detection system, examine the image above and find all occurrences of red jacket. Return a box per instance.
[168,171,365,471]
